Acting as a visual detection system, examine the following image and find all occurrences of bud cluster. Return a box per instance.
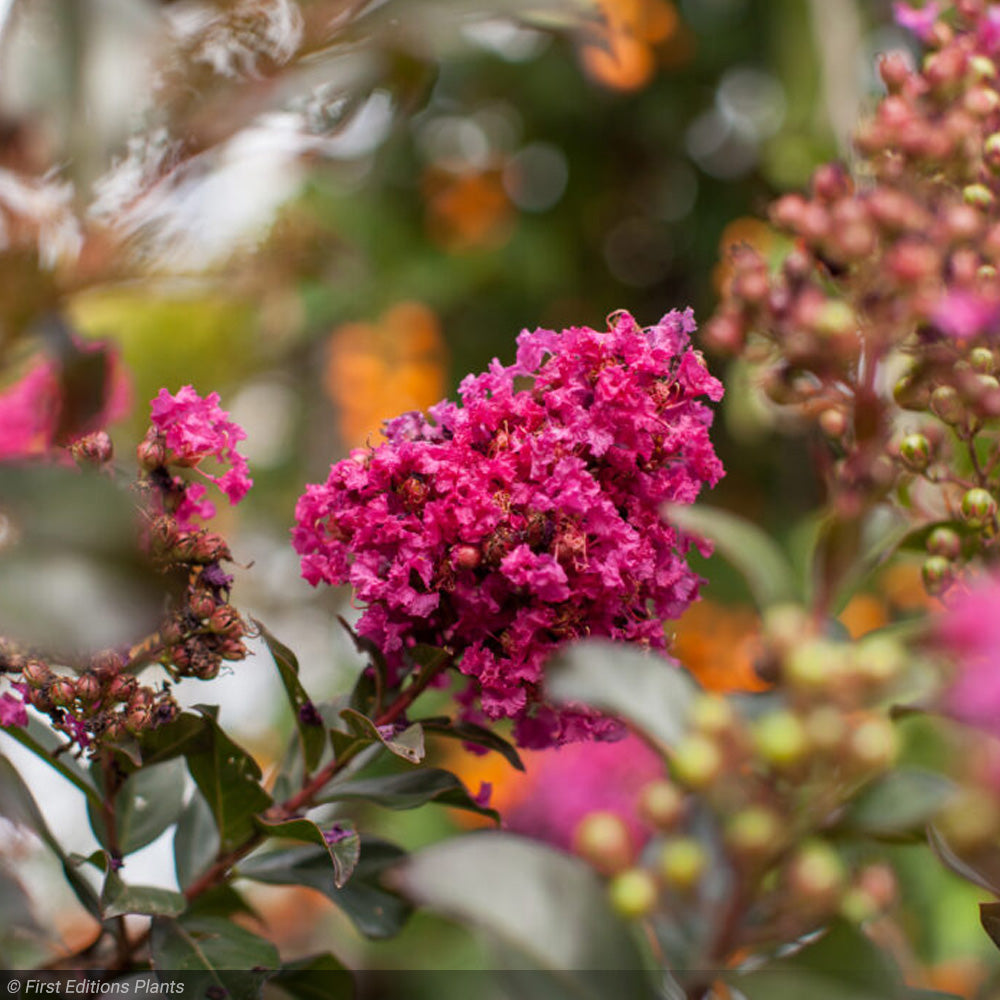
[577,608,907,960]
[706,2,1000,593]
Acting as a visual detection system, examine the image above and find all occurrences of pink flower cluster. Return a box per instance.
[150,386,253,526]
[504,733,665,850]
[937,573,1000,734]
[0,342,129,461]
[294,310,723,748]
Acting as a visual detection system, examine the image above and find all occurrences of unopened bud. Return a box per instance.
[452,545,481,571]
[22,659,51,688]
[659,838,707,891]
[788,840,845,907]
[927,525,962,559]
[637,780,685,830]
[785,639,843,692]
[608,869,658,919]
[137,433,167,470]
[754,711,808,769]
[573,812,633,875]
[814,301,855,337]
[960,487,997,528]
[805,705,848,752]
[922,555,954,595]
[49,678,76,707]
[209,605,241,635]
[899,433,932,472]
[930,385,963,424]
[189,590,216,620]
[71,431,113,466]
[690,694,735,735]
[964,184,996,209]
[847,716,899,771]
[726,806,782,858]
[75,673,102,704]
[672,734,723,789]
[852,636,904,687]
[819,408,848,438]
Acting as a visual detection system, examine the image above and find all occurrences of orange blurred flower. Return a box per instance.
[423,167,514,252]
[578,0,683,92]
[324,301,447,449]
[670,599,768,693]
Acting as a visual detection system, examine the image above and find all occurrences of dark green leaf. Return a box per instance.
[981,903,1000,953]
[88,758,187,856]
[183,710,272,852]
[270,953,354,1000]
[255,620,327,773]
[139,712,212,766]
[239,839,411,939]
[547,640,694,748]
[184,885,260,922]
[101,870,187,919]
[318,768,498,821]
[840,769,955,840]
[663,502,797,607]
[420,717,524,771]
[339,708,425,763]
[393,832,649,988]
[174,789,220,891]
[256,816,360,888]
[409,644,449,671]
[150,915,278,996]
[0,755,100,918]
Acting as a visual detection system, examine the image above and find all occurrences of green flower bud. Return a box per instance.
[960,487,997,528]
[848,716,899,771]
[690,694,736,735]
[726,806,782,858]
[754,711,808,768]
[815,301,855,337]
[672,734,723,789]
[893,372,929,411]
[930,385,963,424]
[898,432,932,472]
[637,780,685,830]
[922,555,954,595]
[573,811,634,875]
[964,183,996,208]
[804,705,848,752]
[608,869,658,919]
[659,838,707,891]
[788,840,846,905]
[852,636,904,687]
[785,639,843,692]
[970,347,996,374]
[927,526,961,559]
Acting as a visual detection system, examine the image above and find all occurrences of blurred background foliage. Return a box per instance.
[6,0,994,991]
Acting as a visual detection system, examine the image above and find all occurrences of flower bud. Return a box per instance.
[878,51,911,92]
[107,675,137,702]
[898,432,932,472]
[726,805,782,859]
[814,301,855,338]
[804,705,848,753]
[753,711,808,769]
[573,812,634,875]
[137,433,167,470]
[922,555,954,595]
[960,487,997,528]
[189,590,216,620]
[672,734,723,789]
[787,840,846,908]
[927,525,961,559]
[452,545,482,571]
[690,694,735,735]
[659,838,707,891]
[209,605,242,635]
[637,780,685,830]
[971,347,996,374]
[49,678,76,707]
[785,639,843,693]
[608,869,658,919]
[75,673,102,704]
[930,385,963,424]
[852,636,904,687]
[893,372,930,411]
[22,659,51,688]
[964,184,996,209]
[819,408,848,438]
[71,431,114,466]
[847,716,899,771]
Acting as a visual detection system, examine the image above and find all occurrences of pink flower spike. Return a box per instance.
[892,2,941,42]
[0,692,27,729]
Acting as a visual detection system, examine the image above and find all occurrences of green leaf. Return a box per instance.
[546,640,695,748]
[729,920,938,1000]
[174,789,220,891]
[392,832,650,992]
[139,712,212,766]
[150,915,278,995]
[0,865,40,937]
[319,768,498,821]
[663,502,797,607]
[420,717,524,771]
[338,616,386,716]
[256,816,360,888]
[184,884,260,922]
[339,708,425,763]
[270,953,354,1000]
[255,621,327,773]
[88,758,187,856]
[183,709,272,852]
[839,769,956,840]
[101,870,187,919]
[0,755,100,919]
[239,838,411,939]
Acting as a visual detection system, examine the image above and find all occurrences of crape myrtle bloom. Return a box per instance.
[937,571,1000,734]
[294,310,724,749]
[140,385,253,529]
